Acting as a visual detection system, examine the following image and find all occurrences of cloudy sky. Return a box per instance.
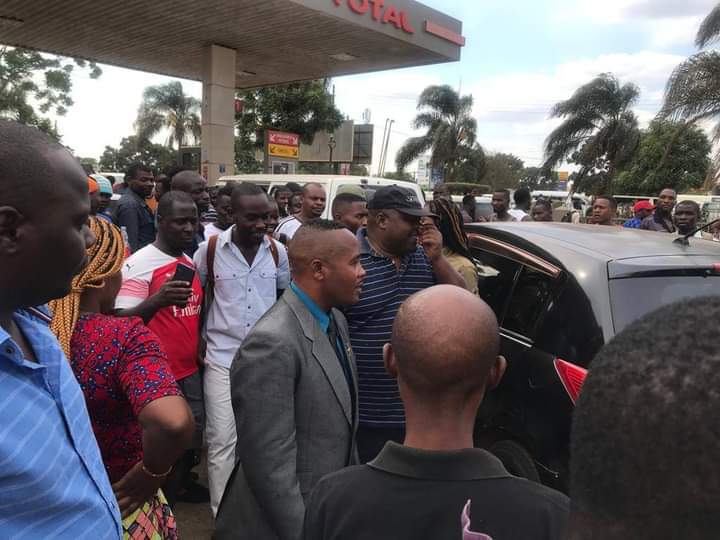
[54,0,716,174]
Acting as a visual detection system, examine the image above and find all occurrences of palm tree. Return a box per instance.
[396,85,483,182]
[135,81,201,149]
[659,4,720,172]
[542,73,640,192]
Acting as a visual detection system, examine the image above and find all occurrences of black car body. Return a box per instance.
[466,222,720,491]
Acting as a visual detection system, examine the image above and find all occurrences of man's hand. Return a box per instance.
[112,462,166,518]
[152,280,193,309]
[419,219,444,262]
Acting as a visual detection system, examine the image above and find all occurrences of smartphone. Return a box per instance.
[172,263,195,284]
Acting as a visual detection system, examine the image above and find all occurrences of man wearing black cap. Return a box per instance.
[345,185,466,463]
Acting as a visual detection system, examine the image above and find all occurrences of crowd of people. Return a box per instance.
[1,118,719,540]
[438,183,720,242]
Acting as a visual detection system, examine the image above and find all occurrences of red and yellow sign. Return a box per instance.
[267,130,300,147]
[268,143,299,159]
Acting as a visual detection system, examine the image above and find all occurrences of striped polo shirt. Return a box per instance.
[346,230,436,428]
[0,308,122,539]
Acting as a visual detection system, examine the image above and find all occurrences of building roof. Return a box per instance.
[0,0,464,88]
[467,222,720,261]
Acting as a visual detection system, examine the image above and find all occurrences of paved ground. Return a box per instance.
[174,452,214,539]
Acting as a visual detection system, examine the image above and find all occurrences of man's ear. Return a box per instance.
[383,343,398,379]
[487,355,507,391]
[0,206,23,255]
[310,258,324,280]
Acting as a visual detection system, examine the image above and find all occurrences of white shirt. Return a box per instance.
[193,226,291,368]
[204,222,229,239]
[508,209,529,221]
[273,215,302,240]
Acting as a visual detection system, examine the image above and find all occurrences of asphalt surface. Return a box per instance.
[174,452,214,539]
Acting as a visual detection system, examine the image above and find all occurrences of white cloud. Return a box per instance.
[57,50,686,173]
[333,69,443,175]
[55,66,200,158]
[462,51,684,165]
[570,0,714,23]
[333,51,688,171]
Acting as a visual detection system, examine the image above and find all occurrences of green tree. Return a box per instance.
[98,136,176,172]
[135,81,200,149]
[614,120,711,195]
[659,5,720,169]
[519,167,559,191]
[396,85,484,182]
[78,158,98,174]
[543,73,640,193]
[235,79,344,161]
[482,153,524,189]
[0,46,101,138]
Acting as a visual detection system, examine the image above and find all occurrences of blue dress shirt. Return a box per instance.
[0,309,122,539]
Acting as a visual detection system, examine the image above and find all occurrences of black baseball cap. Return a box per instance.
[368,186,436,217]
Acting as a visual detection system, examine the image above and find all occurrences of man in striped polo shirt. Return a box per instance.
[346,185,466,462]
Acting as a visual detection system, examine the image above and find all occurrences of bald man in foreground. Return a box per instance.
[304,286,570,540]
[214,219,365,540]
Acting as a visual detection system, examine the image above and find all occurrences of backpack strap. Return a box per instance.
[206,234,219,289]
[267,235,279,268]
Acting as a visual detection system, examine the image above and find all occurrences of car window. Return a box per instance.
[535,276,604,366]
[610,276,720,333]
[502,266,556,337]
[475,251,521,322]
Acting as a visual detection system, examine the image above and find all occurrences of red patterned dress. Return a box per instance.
[70,313,183,539]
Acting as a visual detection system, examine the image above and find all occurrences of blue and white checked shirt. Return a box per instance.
[345,230,437,428]
[0,308,122,539]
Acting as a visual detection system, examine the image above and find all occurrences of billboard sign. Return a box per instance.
[268,143,299,159]
[267,130,300,147]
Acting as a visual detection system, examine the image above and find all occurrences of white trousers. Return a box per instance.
[204,361,237,516]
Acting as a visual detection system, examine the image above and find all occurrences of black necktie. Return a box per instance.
[327,314,356,421]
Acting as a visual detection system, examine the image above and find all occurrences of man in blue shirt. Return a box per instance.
[345,186,466,463]
[113,162,156,252]
[623,200,654,228]
[0,120,122,539]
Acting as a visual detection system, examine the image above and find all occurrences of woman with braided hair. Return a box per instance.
[427,197,479,294]
[50,217,194,539]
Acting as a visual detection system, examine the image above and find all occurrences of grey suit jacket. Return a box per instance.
[213,288,359,540]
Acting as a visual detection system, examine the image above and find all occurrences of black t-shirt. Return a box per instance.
[304,442,569,540]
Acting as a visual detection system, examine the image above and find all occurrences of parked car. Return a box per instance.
[467,222,720,492]
[216,174,424,218]
[424,193,494,220]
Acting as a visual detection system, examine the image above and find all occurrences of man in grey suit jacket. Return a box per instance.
[214,219,366,540]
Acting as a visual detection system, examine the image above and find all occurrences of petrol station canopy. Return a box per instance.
[0,0,464,88]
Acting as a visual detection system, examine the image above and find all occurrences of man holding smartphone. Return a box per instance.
[115,191,207,504]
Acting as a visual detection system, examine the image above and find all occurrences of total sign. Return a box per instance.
[333,0,415,34]
[332,0,466,46]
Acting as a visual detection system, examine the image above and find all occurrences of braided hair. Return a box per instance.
[427,197,472,259]
[50,217,126,358]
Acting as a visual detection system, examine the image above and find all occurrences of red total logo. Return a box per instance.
[333,0,415,34]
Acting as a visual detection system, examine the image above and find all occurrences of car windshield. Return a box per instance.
[609,275,720,332]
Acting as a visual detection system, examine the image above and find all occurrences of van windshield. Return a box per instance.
[609,275,720,332]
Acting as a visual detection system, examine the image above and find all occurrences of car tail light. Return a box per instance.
[554,359,588,405]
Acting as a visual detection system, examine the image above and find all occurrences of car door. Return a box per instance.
[468,233,567,478]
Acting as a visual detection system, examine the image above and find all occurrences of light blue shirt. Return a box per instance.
[0,308,122,539]
[290,282,331,332]
[290,283,355,417]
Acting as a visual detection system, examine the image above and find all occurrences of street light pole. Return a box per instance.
[328,134,336,174]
